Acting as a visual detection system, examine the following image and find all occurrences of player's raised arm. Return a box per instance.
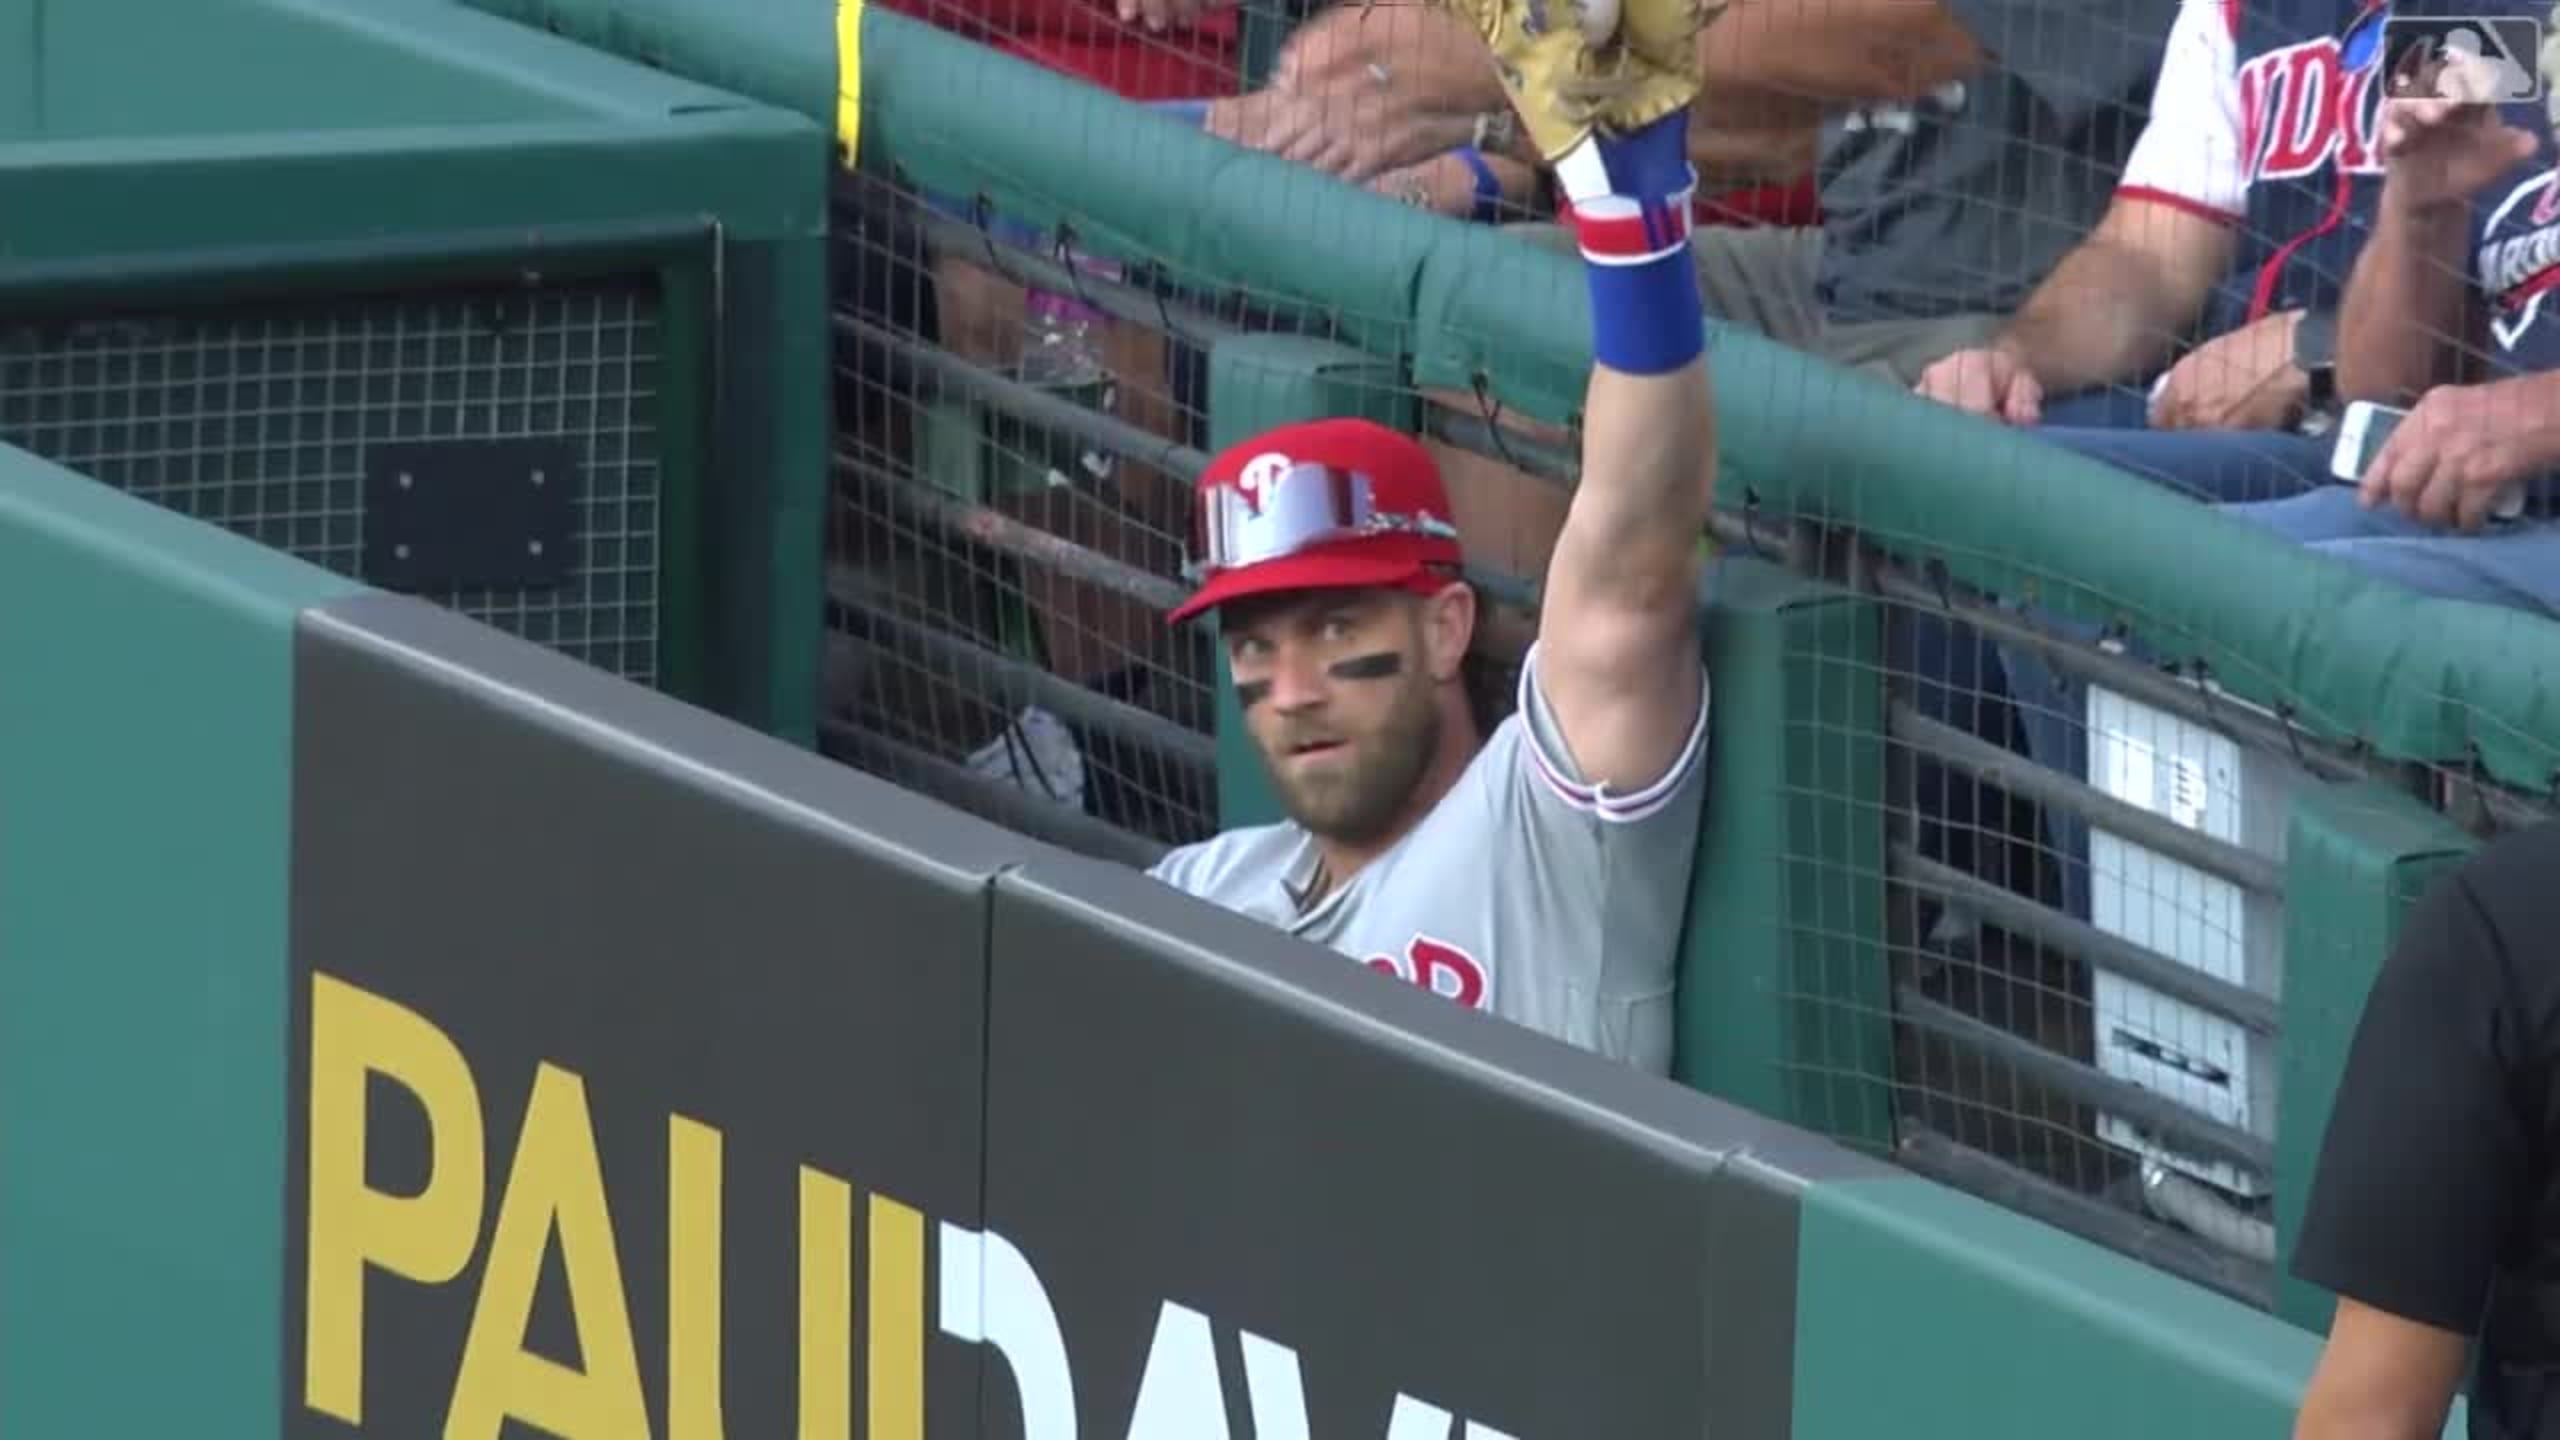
[1464,0,1722,794]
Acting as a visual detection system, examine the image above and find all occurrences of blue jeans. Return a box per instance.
[2032,425,2335,506]
[2034,386,2155,431]
[2222,487,2560,619]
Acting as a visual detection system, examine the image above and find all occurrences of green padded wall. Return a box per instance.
[689,224,832,748]
[2272,780,2476,1333]
[1794,1176,2336,1440]
[9,0,584,141]
[1204,332,1419,828]
[0,443,358,1438]
[1676,557,1893,1151]
[454,0,839,130]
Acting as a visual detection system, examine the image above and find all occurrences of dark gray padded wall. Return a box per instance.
[979,850,1884,1438]
[286,592,1007,1436]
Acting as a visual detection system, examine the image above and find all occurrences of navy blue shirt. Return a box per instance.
[2475,149,2560,378]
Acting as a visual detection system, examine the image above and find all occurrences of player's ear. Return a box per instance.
[1419,579,1474,684]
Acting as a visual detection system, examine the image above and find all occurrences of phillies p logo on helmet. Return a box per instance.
[1235,451,1295,513]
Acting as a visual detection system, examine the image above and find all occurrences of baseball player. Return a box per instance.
[1148,0,1725,1074]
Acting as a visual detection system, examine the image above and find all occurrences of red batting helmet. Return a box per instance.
[1167,418,1466,626]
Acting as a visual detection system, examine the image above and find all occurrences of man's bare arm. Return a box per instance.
[1227,0,1917,186]
[2337,194,2477,404]
[1207,2,1518,180]
[1994,198,2237,392]
[2338,73,2538,401]
[2294,1298,2469,1440]
[1537,359,1714,793]
[1701,0,1984,104]
[1689,84,1822,185]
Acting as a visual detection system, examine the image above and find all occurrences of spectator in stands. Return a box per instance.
[2291,820,2560,1440]
[2214,28,2560,614]
[1915,0,2410,482]
[1150,0,2170,385]
[1904,26,2560,963]
[1946,18,2560,601]
[1917,0,2555,511]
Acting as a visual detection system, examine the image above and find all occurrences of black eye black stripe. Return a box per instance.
[1327,652,1404,681]
[1235,652,1400,707]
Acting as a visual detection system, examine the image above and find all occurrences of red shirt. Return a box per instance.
[890,0,1239,100]
[889,0,1816,227]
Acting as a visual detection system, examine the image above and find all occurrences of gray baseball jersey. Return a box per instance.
[1148,646,1710,1073]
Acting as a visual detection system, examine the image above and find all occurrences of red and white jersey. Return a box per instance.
[2115,0,2393,322]
[1148,647,1711,1074]
[2113,1,2549,325]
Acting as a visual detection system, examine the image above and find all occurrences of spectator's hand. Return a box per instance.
[1206,80,1479,185]
[1913,345,2044,426]
[1117,0,1218,32]
[2378,48,2540,215]
[1367,148,1535,218]
[2148,310,2305,432]
[2359,377,2560,531]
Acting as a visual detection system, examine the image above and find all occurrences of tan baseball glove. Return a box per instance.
[1427,0,1725,164]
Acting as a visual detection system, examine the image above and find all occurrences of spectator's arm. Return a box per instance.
[1688,87,1821,186]
[1236,2,1514,174]
[2334,73,2536,403]
[2336,194,2477,405]
[1990,197,2238,393]
[1975,0,2237,391]
[1703,0,2165,114]
[1699,0,1984,104]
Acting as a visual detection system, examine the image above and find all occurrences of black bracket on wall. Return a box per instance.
[363,439,578,593]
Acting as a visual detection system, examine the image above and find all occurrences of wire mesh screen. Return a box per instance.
[826,170,1557,864]
[0,279,667,685]
[833,0,2560,1315]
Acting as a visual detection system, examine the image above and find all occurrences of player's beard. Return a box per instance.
[1264,672,1443,848]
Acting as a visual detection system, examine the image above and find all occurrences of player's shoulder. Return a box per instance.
[1149,819,1305,896]
[1442,707,1533,806]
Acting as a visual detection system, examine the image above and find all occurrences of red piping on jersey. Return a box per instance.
[2117,184,2243,227]
[2504,265,2560,310]
[2221,0,2240,38]
[2246,163,2354,323]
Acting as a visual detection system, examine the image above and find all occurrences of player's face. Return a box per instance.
[1222,587,1451,845]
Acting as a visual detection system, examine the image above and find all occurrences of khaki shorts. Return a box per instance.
[1507,222,2002,388]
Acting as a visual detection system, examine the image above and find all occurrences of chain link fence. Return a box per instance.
[0,282,672,684]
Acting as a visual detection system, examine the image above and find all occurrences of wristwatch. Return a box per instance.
[2293,304,2339,413]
